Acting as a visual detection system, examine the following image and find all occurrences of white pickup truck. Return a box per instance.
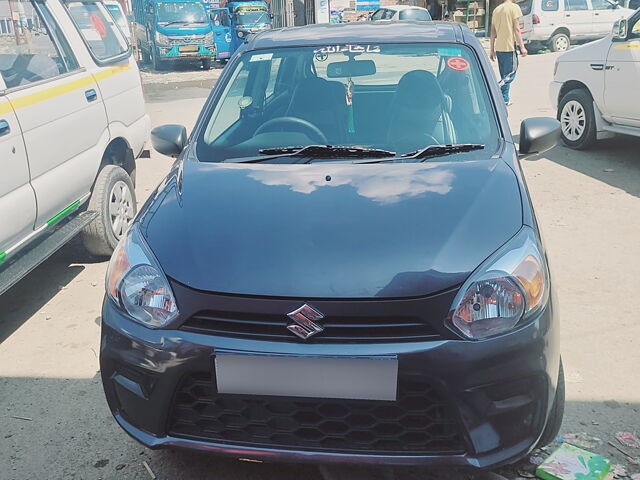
[550,8,640,148]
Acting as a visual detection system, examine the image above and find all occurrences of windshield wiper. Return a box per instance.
[160,21,190,26]
[355,144,485,164]
[226,145,396,163]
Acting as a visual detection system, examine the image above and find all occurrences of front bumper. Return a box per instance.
[157,44,215,59]
[100,293,560,469]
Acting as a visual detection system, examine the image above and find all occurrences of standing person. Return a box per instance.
[489,0,527,106]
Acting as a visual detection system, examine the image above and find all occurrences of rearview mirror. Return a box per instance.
[612,18,628,40]
[151,124,188,157]
[518,117,560,157]
[327,60,376,78]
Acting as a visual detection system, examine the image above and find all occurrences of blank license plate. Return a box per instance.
[179,45,199,52]
[215,353,398,401]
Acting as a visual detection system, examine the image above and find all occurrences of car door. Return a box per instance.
[211,7,231,59]
[3,0,108,229]
[0,78,35,258]
[563,0,593,39]
[604,12,640,126]
[63,0,146,160]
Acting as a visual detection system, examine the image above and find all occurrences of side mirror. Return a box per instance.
[518,117,561,157]
[612,18,628,40]
[270,13,274,19]
[151,124,187,157]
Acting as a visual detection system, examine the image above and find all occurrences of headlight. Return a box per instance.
[155,32,170,45]
[448,227,548,340]
[106,225,178,328]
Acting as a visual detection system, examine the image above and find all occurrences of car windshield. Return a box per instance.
[234,7,269,25]
[197,43,500,162]
[157,2,209,24]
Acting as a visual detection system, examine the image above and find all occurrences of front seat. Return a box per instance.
[285,76,347,143]
[387,70,455,153]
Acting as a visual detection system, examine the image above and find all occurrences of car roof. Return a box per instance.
[248,22,462,50]
[384,5,429,11]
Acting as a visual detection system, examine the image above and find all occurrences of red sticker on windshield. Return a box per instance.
[90,13,107,39]
[447,57,469,71]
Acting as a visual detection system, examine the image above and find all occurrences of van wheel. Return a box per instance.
[82,165,137,257]
[537,360,565,448]
[549,33,570,52]
[202,58,212,70]
[558,89,596,149]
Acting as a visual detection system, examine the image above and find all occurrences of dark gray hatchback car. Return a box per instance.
[100,21,563,469]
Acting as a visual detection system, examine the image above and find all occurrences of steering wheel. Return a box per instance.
[255,116,328,145]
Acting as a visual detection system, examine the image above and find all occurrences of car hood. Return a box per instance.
[141,158,523,298]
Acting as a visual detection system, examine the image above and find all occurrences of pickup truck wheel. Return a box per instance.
[549,33,570,52]
[558,89,596,149]
[82,165,137,257]
[536,360,565,448]
[151,47,164,71]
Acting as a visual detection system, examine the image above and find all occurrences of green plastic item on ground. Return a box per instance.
[535,443,611,480]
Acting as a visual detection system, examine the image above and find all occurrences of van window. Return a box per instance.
[564,0,588,10]
[398,9,432,20]
[65,0,129,62]
[516,0,533,15]
[590,0,615,8]
[0,0,77,89]
[541,0,560,11]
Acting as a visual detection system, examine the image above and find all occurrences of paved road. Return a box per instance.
[1,50,639,479]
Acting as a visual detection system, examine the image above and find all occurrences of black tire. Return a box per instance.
[82,165,137,257]
[557,89,597,149]
[140,45,151,65]
[202,58,212,70]
[549,32,570,52]
[151,46,164,71]
[537,360,565,448]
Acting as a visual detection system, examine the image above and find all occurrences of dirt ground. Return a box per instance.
[0,51,639,479]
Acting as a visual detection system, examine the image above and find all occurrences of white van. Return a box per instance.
[517,0,634,51]
[0,0,148,295]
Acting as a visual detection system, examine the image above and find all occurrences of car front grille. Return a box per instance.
[179,310,443,343]
[167,36,205,45]
[167,372,465,455]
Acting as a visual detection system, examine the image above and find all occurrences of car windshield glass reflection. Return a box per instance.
[197,43,500,162]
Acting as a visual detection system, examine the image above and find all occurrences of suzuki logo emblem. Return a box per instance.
[287,304,325,340]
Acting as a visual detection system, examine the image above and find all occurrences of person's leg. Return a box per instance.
[497,51,518,103]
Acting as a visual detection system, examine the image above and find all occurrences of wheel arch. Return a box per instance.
[97,137,136,186]
[550,27,571,40]
[557,80,592,110]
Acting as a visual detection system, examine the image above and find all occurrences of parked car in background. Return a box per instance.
[370,5,432,21]
[105,0,132,42]
[550,10,640,148]
[0,0,148,295]
[518,0,633,52]
[101,21,564,470]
